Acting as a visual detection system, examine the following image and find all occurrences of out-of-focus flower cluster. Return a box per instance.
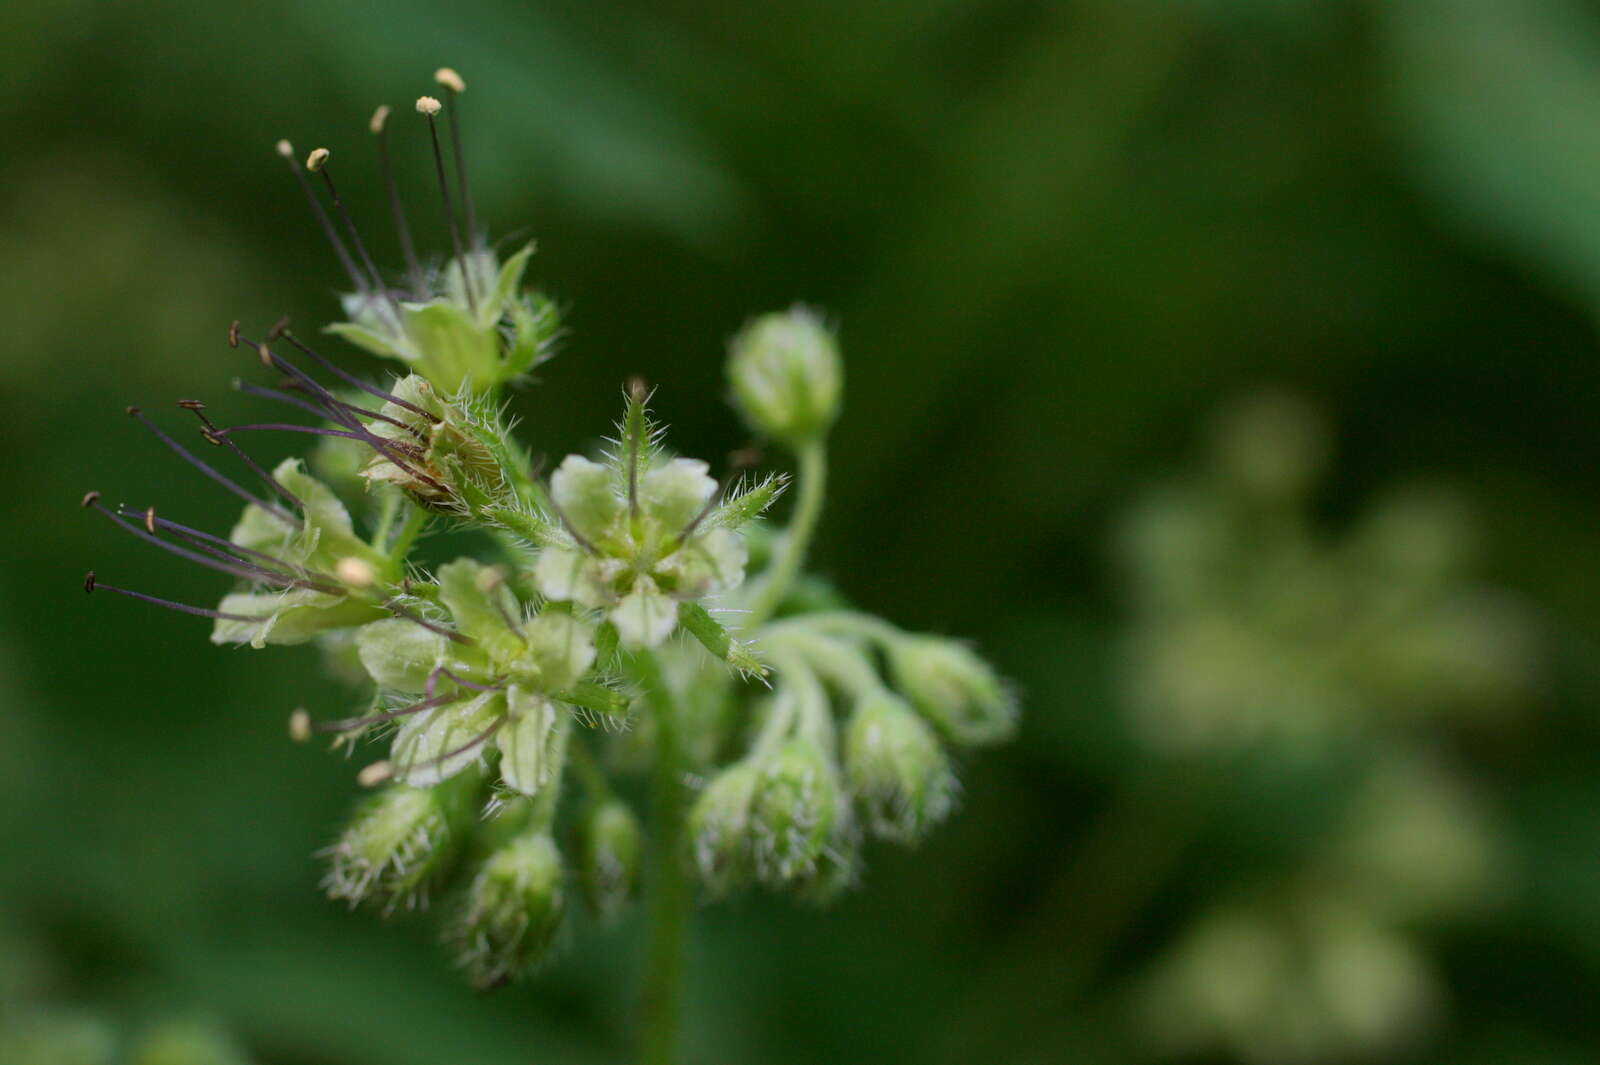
[1115,392,1538,1064]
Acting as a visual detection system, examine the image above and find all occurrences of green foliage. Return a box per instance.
[10,4,1600,1064]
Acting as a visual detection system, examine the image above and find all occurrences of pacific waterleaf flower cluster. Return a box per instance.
[80,68,1015,999]
[1115,392,1533,1064]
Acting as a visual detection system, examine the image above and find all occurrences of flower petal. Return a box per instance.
[660,527,748,598]
[550,455,622,545]
[535,545,612,609]
[391,689,503,787]
[356,618,449,692]
[496,687,566,796]
[610,577,679,648]
[641,458,716,532]
[519,611,597,692]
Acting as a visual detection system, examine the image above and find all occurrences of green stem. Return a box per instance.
[745,439,827,628]
[386,504,428,565]
[370,489,402,551]
[635,650,690,1065]
[764,610,900,646]
[568,733,611,800]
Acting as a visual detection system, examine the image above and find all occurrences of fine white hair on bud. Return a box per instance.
[886,635,1016,747]
[324,779,475,914]
[336,556,377,588]
[434,67,466,93]
[369,104,391,134]
[416,96,443,116]
[843,692,957,843]
[305,147,330,172]
[726,306,843,445]
[748,739,850,886]
[289,708,313,743]
[449,832,565,989]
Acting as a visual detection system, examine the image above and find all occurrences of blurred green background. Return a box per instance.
[5,1,1600,1062]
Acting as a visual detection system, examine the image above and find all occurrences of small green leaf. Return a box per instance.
[480,241,536,328]
[326,321,405,359]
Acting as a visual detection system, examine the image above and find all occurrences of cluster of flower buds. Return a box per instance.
[1118,394,1527,1064]
[1117,390,1538,754]
[687,612,1013,895]
[81,67,1015,989]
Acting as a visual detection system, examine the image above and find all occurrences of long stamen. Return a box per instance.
[381,598,474,645]
[83,571,268,622]
[436,666,505,695]
[276,139,367,294]
[233,377,335,421]
[371,105,426,295]
[127,507,328,586]
[276,328,440,424]
[233,329,450,495]
[211,422,375,442]
[90,500,324,591]
[235,378,425,442]
[434,68,479,247]
[547,496,599,556]
[400,715,505,775]
[307,149,399,316]
[675,469,743,550]
[416,96,477,315]
[126,406,296,527]
[177,400,307,514]
[313,687,494,735]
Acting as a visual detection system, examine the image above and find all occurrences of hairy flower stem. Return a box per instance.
[636,649,690,1065]
[746,440,827,628]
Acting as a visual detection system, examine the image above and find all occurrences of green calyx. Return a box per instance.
[328,243,558,392]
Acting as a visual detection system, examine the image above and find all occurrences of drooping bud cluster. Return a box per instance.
[687,616,1010,897]
[80,67,1016,994]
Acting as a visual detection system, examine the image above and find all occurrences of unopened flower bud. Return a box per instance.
[449,833,565,990]
[688,761,762,894]
[324,782,468,913]
[886,635,1015,746]
[577,798,642,920]
[749,739,846,885]
[844,692,957,843]
[726,306,842,445]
